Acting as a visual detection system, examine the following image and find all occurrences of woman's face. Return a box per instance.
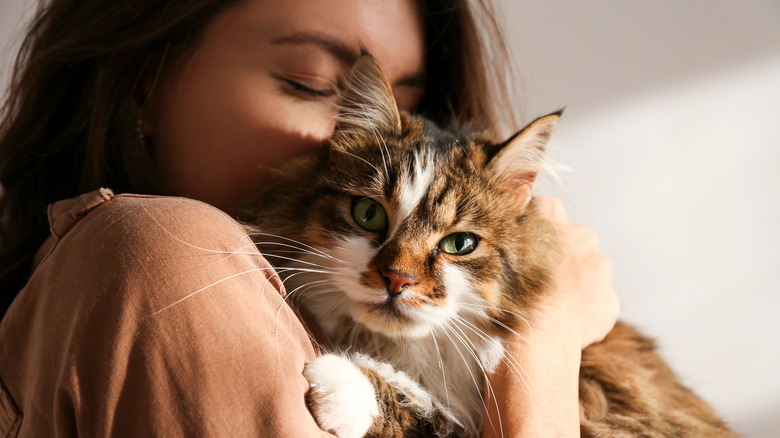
[145,0,426,210]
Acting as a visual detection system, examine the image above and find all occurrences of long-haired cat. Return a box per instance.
[238,56,735,438]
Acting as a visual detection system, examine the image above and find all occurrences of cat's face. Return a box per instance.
[245,56,560,339]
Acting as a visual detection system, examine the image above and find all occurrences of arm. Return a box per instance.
[1,193,334,437]
[482,197,619,437]
[89,196,337,436]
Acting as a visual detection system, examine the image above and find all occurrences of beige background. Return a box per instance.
[2,1,779,436]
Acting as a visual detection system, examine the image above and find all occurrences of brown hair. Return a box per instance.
[0,0,520,316]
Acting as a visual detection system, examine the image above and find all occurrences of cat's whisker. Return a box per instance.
[331,148,382,175]
[289,289,345,355]
[290,291,340,321]
[273,266,343,278]
[449,319,512,437]
[448,319,488,375]
[454,138,479,175]
[458,302,534,333]
[487,183,528,198]
[260,252,339,269]
[352,186,384,197]
[312,295,350,332]
[275,272,345,310]
[483,316,551,362]
[247,232,346,264]
[251,241,347,265]
[450,315,493,346]
[148,267,281,317]
[344,112,391,179]
[503,355,536,395]
[361,114,395,181]
[258,249,343,263]
[428,322,450,408]
[297,291,346,323]
[142,207,275,263]
[449,314,538,396]
[441,322,485,390]
[279,278,333,302]
[449,315,530,390]
[455,339,504,437]
[447,318,505,438]
[262,256,348,275]
[273,281,330,356]
[277,258,347,275]
[280,280,346,333]
[440,321,490,433]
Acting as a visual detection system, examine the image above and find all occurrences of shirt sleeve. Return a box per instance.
[0,194,334,437]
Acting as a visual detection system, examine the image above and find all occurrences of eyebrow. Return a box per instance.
[271,32,426,90]
[271,32,360,65]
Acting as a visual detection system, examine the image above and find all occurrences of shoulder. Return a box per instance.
[64,192,260,271]
[91,193,247,239]
[39,192,273,300]
[62,193,253,257]
[25,191,285,322]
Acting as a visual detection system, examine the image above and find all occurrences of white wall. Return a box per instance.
[0,0,34,91]
[2,0,779,436]
[500,1,780,437]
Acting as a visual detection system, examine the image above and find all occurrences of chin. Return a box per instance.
[351,302,433,339]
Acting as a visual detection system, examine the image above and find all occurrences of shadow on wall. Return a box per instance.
[732,402,780,438]
[499,0,780,115]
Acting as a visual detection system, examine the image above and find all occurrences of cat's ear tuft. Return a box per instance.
[334,55,402,136]
[489,111,561,205]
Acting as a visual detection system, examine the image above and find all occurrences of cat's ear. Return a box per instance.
[489,111,561,205]
[334,55,402,137]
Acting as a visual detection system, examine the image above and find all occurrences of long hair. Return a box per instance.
[0,0,520,317]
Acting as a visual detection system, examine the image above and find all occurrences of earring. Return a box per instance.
[135,119,147,147]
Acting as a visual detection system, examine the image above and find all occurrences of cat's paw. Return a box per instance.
[303,354,379,438]
[351,353,435,415]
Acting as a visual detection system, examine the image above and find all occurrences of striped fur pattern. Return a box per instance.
[238,57,735,437]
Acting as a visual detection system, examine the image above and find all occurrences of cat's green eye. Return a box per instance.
[439,232,478,255]
[352,198,388,232]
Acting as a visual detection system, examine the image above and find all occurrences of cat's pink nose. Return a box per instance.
[381,270,415,296]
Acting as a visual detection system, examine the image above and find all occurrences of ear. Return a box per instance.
[489,111,562,205]
[334,55,402,137]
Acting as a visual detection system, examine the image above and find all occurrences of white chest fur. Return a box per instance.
[327,318,506,434]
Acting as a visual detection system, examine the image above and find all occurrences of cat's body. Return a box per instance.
[238,56,735,437]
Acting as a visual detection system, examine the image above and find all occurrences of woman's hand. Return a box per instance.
[534,196,619,348]
[482,197,619,438]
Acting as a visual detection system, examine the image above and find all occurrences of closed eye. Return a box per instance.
[284,79,336,98]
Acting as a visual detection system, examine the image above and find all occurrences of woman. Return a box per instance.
[0,0,618,436]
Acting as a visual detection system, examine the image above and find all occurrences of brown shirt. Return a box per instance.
[0,189,334,437]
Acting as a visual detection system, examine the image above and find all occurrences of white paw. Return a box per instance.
[303,354,379,438]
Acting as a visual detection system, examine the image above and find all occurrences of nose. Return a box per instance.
[381,270,415,296]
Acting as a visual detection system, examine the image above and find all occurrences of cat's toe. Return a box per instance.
[303,354,379,438]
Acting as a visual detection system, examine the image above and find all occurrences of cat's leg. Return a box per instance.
[304,353,448,438]
[351,353,448,437]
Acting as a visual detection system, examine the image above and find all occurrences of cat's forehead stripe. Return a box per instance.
[396,148,435,227]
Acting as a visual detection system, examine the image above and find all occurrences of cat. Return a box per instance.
[237,56,736,438]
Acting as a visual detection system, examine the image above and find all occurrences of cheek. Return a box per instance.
[243,102,335,170]
[436,263,478,314]
[328,236,384,303]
